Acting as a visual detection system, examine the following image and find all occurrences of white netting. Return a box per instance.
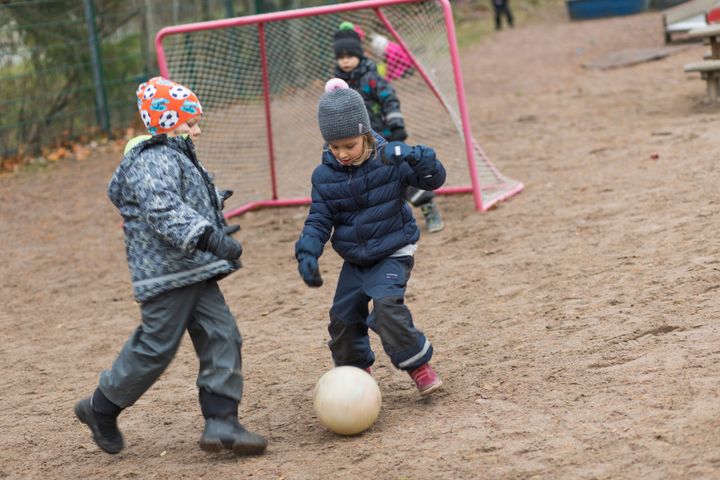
[159,0,522,212]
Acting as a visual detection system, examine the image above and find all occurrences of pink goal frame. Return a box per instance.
[156,0,521,215]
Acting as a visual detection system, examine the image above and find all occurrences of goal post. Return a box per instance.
[155,0,523,216]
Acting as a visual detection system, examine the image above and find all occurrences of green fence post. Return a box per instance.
[83,0,111,134]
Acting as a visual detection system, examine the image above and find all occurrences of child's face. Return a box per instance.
[171,116,202,140]
[337,55,360,73]
[329,135,365,166]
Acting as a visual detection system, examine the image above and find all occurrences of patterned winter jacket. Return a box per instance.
[335,58,405,140]
[108,134,238,302]
[296,132,446,267]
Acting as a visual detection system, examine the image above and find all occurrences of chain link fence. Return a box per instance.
[0,0,332,162]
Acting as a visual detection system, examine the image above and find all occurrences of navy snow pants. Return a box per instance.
[327,255,433,371]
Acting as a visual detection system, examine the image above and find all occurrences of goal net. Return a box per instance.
[156,0,523,215]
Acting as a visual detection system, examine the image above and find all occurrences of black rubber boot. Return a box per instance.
[198,389,267,456]
[199,415,268,455]
[74,395,124,454]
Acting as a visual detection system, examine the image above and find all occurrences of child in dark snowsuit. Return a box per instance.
[74,77,266,456]
[332,22,444,233]
[294,78,445,396]
[492,0,514,30]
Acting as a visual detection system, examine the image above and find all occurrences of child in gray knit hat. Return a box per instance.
[294,78,447,396]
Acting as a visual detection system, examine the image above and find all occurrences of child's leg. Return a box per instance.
[407,187,444,233]
[493,4,502,29]
[406,186,434,207]
[327,261,375,370]
[188,280,266,456]
[78,282,205,453]
[365,256,442,395]
[504,3,514,27]
[364,256,433,371]
[98,282,205,408]
[187,280,243,400]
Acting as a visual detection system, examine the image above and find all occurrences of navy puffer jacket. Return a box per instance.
[108,134,238,302]
[296,132,446,266]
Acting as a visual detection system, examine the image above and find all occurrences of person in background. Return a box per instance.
[332,21,444,233]
[492,0,514,30]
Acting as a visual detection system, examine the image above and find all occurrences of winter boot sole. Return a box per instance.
[199,437,267,456]
[419,378,444,397]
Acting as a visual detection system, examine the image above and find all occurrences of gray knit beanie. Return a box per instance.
[317,78,370,141]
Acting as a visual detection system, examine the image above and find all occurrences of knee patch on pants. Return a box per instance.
[327,317,375,368]
[371,296,418,351]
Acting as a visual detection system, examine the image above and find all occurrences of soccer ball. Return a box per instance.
[169,85,191,100]
[313,366,381,435]
[158,110,179,130]
[142,84,157,100]
[140,110,151,128]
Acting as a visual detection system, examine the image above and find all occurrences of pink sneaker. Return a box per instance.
[408,363,443,396]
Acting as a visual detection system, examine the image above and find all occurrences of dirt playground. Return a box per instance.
[2,7,720,480]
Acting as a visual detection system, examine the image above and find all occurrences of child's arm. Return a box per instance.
[382,142,446,191]
[295,179,333,287]
[372,72,406,141]
[125,152,214,253]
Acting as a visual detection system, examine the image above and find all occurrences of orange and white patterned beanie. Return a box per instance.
[136,76,203,135]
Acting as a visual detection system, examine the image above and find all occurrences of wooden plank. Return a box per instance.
[664,0,717,24]
[684,59,720,71]
[583,46,689,70]
[688,23,720,37]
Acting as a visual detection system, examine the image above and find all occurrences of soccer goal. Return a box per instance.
[155,0,523,216]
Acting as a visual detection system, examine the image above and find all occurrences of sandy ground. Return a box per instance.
[3,7,720,480]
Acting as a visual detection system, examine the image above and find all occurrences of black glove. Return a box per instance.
[388,127,407,142]
[197,226,242,261]
[219,190,234,209]
[298,256,323,287]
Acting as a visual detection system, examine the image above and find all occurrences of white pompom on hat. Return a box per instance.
[369,33,390,58]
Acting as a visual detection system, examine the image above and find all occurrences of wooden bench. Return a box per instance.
[663,0,717,43]
[684,59,720,100]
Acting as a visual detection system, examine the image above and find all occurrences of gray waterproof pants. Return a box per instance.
[98,280,243,408]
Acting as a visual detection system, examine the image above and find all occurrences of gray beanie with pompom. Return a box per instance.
[317,78,371,142]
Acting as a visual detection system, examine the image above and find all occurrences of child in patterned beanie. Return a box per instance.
[74,76,266,457]
[295,78,446,397]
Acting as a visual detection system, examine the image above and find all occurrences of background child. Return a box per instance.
[74,76,266,456]
[294,78,446,396]
[492,0,514,30]
[332,22,444,233]
[368,32,414,82]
